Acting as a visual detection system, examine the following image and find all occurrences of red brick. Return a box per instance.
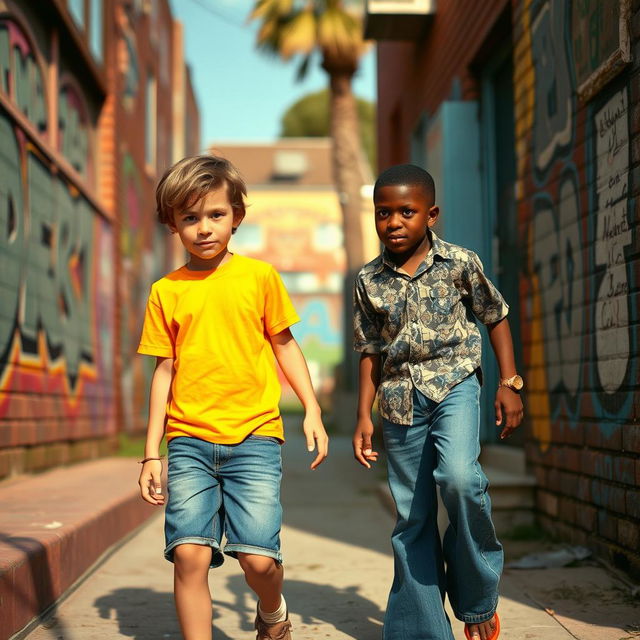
[623,425,640,453]
[591,480,626,514]
[581,450,598,475]
[559,471,578,495]
[618,519,640,550]
[536,490,558,517]
[575,503,597,531]
[558,497,577,524]
[613,456,636,485]
[598,509,617,542]
[577,476,592,502]
[626,489,640,519]
[594,452,615,481]
[556,446,581,473]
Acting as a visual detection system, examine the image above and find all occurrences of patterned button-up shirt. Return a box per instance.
[353,231,509,425]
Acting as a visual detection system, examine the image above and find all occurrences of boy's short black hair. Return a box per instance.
[374,164,436,204]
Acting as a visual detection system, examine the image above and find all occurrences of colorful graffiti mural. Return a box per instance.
[518,0,635,450]
[0,108,115,437]
[0,15,114,444]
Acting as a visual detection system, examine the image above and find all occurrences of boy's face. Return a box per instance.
[170,184,244,269]
[374,183,439,255]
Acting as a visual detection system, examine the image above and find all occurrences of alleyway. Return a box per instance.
[20,430,637,640]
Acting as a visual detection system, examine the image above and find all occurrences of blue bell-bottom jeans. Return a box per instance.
[382,374,502,640]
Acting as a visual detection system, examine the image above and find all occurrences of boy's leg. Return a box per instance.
[164,437,225,640]
[237,552,284,611]
[382,390,455,640]
[220,435,290,635]
[174,544,215,640]
[430,374,503,629]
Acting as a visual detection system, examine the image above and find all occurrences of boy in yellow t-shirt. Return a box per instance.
[137,154,328,640]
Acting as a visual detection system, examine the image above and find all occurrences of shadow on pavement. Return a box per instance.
[93,588,234,640]
[219,573,385,640]
[280,427,392,557]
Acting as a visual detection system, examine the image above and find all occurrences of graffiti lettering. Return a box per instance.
[0,113,24,356]
[530,0,573,178]
[532,172,583,396]
[0,21,47,133]
[0,111,95,389]
[594,88,630,393]
[59,86,90,177]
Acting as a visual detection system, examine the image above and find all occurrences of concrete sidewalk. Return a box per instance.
[14,430,640,640]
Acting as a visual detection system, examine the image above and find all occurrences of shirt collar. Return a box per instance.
[375,230,450,275]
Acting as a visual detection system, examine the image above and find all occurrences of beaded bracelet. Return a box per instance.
[138,456,165,464]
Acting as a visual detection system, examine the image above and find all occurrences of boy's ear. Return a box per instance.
[427,205,440,227]
[232,209,246,234]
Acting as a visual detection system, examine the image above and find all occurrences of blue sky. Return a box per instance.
[168,0,376,148]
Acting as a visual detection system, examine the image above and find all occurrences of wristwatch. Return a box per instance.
[499,374,524,392]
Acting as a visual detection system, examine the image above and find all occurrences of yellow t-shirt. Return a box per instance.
[137,255,299,444]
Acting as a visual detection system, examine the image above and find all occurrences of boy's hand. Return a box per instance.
[353,418,379,469]
[303,411,329,470]
[138,460,165,505]
[495,387,524,440]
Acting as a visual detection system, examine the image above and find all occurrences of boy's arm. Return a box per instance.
[269,329,328,470]
[353,353,381,469]
[487,318,524,439]
[138,356,173,505]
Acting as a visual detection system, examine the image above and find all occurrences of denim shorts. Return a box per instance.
[164,434,283,568]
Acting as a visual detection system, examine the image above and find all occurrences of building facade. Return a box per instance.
[0,0,199,479]
[369,0,640,575]
[213,139,378,408]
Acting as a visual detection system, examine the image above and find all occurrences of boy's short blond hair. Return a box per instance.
[156,154,247,226]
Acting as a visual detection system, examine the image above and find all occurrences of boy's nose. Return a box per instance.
[388,213,403,228]
[198,220,213,234]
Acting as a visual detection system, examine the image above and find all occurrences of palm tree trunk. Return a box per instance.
[327,69,365,272]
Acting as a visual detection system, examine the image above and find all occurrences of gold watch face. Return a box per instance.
[511,375,524,390]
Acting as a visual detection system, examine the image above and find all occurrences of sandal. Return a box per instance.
[464,612,500,640]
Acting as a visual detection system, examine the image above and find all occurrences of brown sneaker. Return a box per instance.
[254,608,292,640]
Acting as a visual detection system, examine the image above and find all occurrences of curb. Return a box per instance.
[0,458,157,639]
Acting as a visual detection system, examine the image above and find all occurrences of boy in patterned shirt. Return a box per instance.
[137,154,328,640]
[352,164,523,640]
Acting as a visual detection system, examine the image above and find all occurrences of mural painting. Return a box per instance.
[517,0,635,451]
[0,15,114,444]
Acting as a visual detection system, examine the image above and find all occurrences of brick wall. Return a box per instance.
[513,0,640,577]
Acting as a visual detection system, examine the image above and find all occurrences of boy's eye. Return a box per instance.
[402,209,416,217]
[376,210,390,218]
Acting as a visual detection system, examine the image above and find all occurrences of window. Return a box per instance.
[68,0,85,29]
[231,224,264,252]
[313,222,343,251]
[89,0,103,62]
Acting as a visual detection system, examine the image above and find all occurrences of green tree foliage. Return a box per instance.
[280,89,376,171]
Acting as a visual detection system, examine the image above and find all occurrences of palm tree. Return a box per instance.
[249,0,369,271]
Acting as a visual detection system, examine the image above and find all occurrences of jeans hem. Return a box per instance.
[224,543,283,564]
[455,597,499,624]
[164,537,225,568]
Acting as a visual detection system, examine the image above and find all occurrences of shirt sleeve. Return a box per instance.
[264,267,300,336]
[461,251,509,325]
[353,274,382,354]
[137,285,175,358]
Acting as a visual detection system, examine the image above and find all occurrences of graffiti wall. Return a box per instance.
[514,0,639,571]
[0,11,115,473]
